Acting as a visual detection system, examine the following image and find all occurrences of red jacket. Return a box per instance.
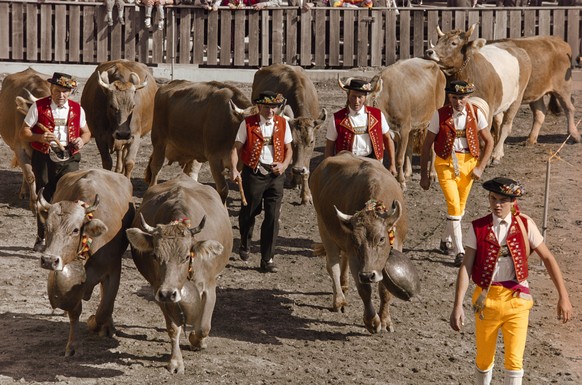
[433,104,480,160]
[333,106,384,160]
[30,97,82,155]
[240,114,287,169]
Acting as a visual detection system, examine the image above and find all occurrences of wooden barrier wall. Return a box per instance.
[0,1,580,68]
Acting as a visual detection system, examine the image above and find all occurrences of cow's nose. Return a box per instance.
[359,271,378,284]
[41,255,62,271]
[113,131,131,140]
[425,49,435,58]
[292,167,307,175]
[157,288,181,303]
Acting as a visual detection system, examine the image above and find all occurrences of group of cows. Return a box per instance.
[0,25,577,373]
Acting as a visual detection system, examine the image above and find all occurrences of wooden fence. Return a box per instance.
[0,0,580,68]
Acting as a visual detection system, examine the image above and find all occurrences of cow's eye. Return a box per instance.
[378,236,386,246]
[72,228,80,235]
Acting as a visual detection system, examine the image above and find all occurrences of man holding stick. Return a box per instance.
[21,72,91,252]
[229,91,293,273]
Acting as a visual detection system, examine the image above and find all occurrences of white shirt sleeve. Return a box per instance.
[234,120,247,144]
[465,215,544,251]
[79,107,87,128]
[284,121,293,144]
[380,112,390,135]
[476,109,488,130]
[427,111,440,135]
[325,116,338,141]
[24,102,39,127]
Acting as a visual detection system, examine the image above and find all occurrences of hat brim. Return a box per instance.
[342,86,371,93]
[47,79,75,89]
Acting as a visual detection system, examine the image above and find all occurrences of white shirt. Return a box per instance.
[24,99,87,147]
[235,116,293,164]
[326,107,391,157]
[428,106,488,153]
[465,213,544,284]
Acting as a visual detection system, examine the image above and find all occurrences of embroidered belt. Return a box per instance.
[352,125,367,134]
[455,129,466,138]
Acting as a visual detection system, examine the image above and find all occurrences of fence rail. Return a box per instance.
[0,1,580,68]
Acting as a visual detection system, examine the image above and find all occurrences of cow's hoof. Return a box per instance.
[522,140,535,147]
[188,333,208,350]
[87,315,115,337]
[364,314,382,334]
[64,343,77,357]
[167,360,185,374]
[490,158,501,166]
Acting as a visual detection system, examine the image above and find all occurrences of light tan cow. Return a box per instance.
[126,174,233,374]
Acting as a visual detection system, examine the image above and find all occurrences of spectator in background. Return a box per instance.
[136,0,173,30]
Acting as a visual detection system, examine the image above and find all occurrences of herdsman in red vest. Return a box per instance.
[229,91,293,273]
[450,177,572,385]
[420,80,494,266]
[324,78,397,176]
[21,72,91,252]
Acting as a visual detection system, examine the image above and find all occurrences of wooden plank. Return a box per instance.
[272,9,283,65]
[248,11,260,67]
[537,9,550,36]
[166,9,176,66]
[508,10,521,38]
[370,10,382,67]
[412,10,424,58]
[552,9,565,40]
[192,9,204,64]
[206,10,219,66]
[55,5,67,62]
[68,6,81,62]
[220,11,232,66]
[342,10,355,67]
[178,10,191,64]
[523,9,535,37]
[12,3,24,60]
[0,4,9,59]
[233,11,246,67]
[137,7,149,64]
[152,23,164,64]
[399,10,410,59]
[357,10,369,67]
[261,11,270,66]
[454,9,465,31]
[110,10,124,60]
[328,9,340,67]
[314,9,326,68]
[300,7,312,66]
[96,6,109,63]
[567,9,579,66]
[123,6,137,62]
[494,10,507,39]
[468,9,479,33]
[427,10,439,50]
[82,7,95,63]
[481,10,494,40]
[40,4,52,61]
[441,10,453,32]
[26,4,38,61]
[285,10,298,65]
[385,9,397,66]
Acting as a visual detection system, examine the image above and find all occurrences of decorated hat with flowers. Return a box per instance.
[340,78,373,93]
[445,80,475,96]
[483,177,524,198]
[253,91,286,106]
[47,72,78,89]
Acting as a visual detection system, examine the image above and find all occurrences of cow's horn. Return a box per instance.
[337,75,346,90]
[467,23,478,38]
[85,195,100,214]
[36,187,51,212]
[139,213,156,233]
[129,72,148,90]
[436,25,445,37]
[429,39,435,48]
[229,99,245,115]
[380,200,402,224]
[334,206,353,223]
[23,88,39,103]
[189,215,207,236]
[97,71,111,89]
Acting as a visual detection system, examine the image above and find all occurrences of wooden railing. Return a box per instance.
[0,0,580,68]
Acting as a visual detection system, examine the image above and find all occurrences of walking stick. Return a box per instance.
[37,122,66,152]
[223,169,247,206]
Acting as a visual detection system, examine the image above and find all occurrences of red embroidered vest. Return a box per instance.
[333,106,384,160]
[433,104,480,160]
[240,114,287,169]
[471,213,530,289]
[30,97,82,155]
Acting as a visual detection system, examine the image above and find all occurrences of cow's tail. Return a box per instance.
[548,94,562,115]
[312,242,326,257]
[144,156,153,184]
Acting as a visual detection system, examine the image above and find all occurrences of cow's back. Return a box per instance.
[81,60,157,139]
[310,152,407,251]
[252,64,320,119]
[53,168,135,250]
[133,174,233,283]
[375,58,446,127]
[151,80,251,163]
[0,68,50,149]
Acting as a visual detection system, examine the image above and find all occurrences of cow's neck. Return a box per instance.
[444,55,471,77]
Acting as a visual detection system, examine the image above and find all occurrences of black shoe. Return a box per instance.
[439,240,454,256]
[260,259,278,273]
[239,248,250,261]
[454,253,465,267]
[33,237,46,252]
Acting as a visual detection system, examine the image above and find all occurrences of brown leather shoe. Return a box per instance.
[260,259,278,273]
[239,248,250,262]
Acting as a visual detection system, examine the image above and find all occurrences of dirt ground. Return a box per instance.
[0,73,580,385]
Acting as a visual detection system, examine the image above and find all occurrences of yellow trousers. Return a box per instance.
[434,153,477,217]
[472,286,534,371]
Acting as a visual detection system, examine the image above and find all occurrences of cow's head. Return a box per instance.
[425,23,486,76]
[126,215,224,303]
[335,199,402,284]
[98,70,148,142]
[36,192,108,272]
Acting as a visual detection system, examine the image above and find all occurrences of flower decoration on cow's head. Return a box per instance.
[47,72,78,90]
[482,177,524,198]
[169,218,192,227]
[445,80,475,96]
[253,91,286,106]
[363,199,387,216]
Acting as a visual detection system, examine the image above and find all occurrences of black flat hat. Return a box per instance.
[445,80,475,95]
[483,177,524,198]
[47,72,78,89]
[253,91,286,106]
[341,78,373,93]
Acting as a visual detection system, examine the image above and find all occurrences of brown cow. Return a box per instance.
[489,36,579,146]
[251,64,327,205]
[81,60,157,179]
[126,174,232,374]
[0,68,50,208]
[145,80,255,203]
[425,24,532,164]
[36,168,135,356]
[368,58,446,190]
[310,151,417,333]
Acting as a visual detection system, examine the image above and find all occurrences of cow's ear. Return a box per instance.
[386,200,402,227]
[85,219,108,238]
[126,228,154,253]
[315,108,328,127]
[468,38,487,52]
[191,240,224,260]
